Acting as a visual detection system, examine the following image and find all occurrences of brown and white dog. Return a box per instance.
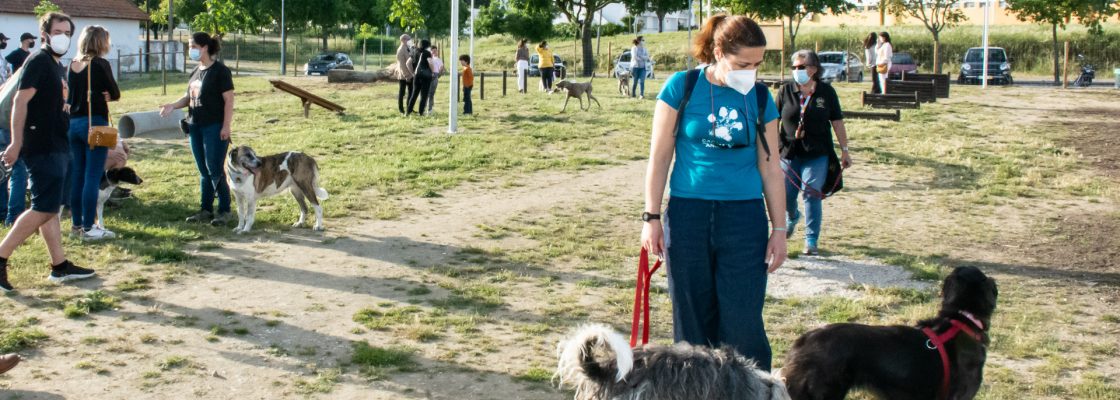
[226,145,329,234]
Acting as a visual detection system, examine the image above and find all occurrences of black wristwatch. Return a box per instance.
[641,212,660,222]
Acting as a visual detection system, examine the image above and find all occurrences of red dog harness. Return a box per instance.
[630,248,662,347]
[921,312,985,400]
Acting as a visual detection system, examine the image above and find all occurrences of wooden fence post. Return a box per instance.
[480,73,485,100]
[116,49,122,81]
[1063,41,1070,88]
[502,70,507,96]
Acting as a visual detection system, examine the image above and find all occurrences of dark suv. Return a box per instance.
[528,54,566,79]
[305,52,354,76]
[958,47,1012,85]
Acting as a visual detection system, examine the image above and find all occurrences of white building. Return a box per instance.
[562,4,695,34]
[1,0,159,74]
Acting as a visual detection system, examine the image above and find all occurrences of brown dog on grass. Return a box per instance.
[554,79,602,112]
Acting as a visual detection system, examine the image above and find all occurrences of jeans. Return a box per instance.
[6,159,28,226]
[871,68,882,94]
[878,72,890,94]
[427,75,439,113]
[408,74,433,115]
[540,67,554,90]
[68,116,110,230]
[783,155,829,245]
[398,79,413,114]
[664,197,772,370]
[0,127,10,220]
[463,87,473,114]
[631,67,647,97]
[189,122,231,214]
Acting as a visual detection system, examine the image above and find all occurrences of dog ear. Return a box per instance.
[229,148,239,160]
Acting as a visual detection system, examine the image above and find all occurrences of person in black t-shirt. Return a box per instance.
[159,32,235,226]
[5,33,35,74]
[777,50,853,256]
[0,12,97,293]
[405,39,436,116]
[67,25,121,241]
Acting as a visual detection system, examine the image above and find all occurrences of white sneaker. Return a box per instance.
[81,226,117,241]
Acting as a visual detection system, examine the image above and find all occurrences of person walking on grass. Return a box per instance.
[460,55,474,115]
[395,34,414,114]
[536,41,555,91]
[778,50,852,256]
[0,33,10,86]
[67,25,120,241]
[405,39,436,116]
[515,39,530,93]
[1,12,98,293]
[4,34,36,227]
[5,33,35,74]
[875,32,893,95]
[630,36,651,99]
[641,14,786,371]
[158,32,235,226]
[863,32,880,94]
[426,45,444,114]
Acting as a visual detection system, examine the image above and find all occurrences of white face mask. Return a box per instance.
[724,67,757,95]
[407,40,415,48]
[793,69,811,85]
[189,48,202,61]
[48,34,70,56]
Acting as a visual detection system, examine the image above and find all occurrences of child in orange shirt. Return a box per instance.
[459,55,473,115]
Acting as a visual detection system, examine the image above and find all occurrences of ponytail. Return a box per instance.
[692,14,766,64]
[192,32,222,56]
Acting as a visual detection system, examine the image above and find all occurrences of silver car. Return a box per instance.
[613,50,655,79]
[817,51,863,83]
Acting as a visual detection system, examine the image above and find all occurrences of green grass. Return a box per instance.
[62,290,120,318]
[293,368,342,395]
[0,318,49,353]
[350,341,417,369]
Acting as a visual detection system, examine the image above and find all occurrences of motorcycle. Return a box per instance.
[1072,54,1095,87]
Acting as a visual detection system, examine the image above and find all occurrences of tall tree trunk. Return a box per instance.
[581,18,595,77]
[322,31,329,51]
[657,11,666,33]
[1051,23,1060,84]
[932,32,941,74]
[787,16,797,55]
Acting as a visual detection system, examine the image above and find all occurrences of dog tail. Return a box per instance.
[555,324,633,387]
[312,168,329,200]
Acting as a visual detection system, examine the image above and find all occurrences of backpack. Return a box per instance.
[675,68,772,161]
[0,66,27,130]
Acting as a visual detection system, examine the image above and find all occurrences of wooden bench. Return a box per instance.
[861,92,920,110]
[269,79,346,117]
[901,72,950,98]
[886,79,937,103]
[845,109,901,121]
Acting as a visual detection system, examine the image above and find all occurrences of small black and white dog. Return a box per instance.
[780,266,998,400]
[556,324,791,400]
[95,167,143,229]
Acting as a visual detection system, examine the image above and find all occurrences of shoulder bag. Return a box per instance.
[87,59,118,149]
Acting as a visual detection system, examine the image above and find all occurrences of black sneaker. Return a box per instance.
[0,266,13,292]
[186,210,213,223]
[47,260,96,283]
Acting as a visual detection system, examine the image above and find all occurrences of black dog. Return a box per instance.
[95,167,143,229]
[780,266,997,400]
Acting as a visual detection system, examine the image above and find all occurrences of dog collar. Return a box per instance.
[959,311,984,330]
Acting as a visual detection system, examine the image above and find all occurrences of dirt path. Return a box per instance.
[1,154,933,399]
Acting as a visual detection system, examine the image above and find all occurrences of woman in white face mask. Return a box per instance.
[158,32,236,226]
[776,50,851,257]
[640,14,785,371]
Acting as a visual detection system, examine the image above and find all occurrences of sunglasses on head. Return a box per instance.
[791,65,808,70]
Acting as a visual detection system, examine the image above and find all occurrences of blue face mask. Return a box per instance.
[189,48,202,61]
[793,69,811,85]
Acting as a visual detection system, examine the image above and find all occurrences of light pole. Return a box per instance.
[449,0,461,134]
[981,0,990,89]
[469,0,475,68]
[280,0,287,75]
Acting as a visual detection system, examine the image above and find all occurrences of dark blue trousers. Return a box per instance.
[188,122,231,214]
[665,196,773,370]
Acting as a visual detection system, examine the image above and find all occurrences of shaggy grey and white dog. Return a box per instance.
[556,324,791,400]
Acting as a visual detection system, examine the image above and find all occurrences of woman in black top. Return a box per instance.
[777,50,852,256]
[406,39,436,116]
[67,25,120,240]
[159,32,235,226]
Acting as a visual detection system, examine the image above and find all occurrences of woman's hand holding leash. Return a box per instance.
[641,221,666,259]
[765,234,787,273]
[158,104,175,118]
[841,152,853,169]
[1,146,18,168]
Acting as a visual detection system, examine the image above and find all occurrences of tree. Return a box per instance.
[390,0,425,32]
[1006,0,1120,83]
[553,0,613,76]
[192,0,254,35]
[883,0,965,74]
[34,0,62,17]
[764,0,854,53]
[622,0,691,34]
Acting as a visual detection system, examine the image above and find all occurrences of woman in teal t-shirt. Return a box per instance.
[640,14,787,371]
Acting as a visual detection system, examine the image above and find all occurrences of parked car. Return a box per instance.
[528,54,567,79]
[304,52,354,76]
[958,47,1013,85]
[612,50,655,79]
[889,52,919,79]
[817,51,863,83]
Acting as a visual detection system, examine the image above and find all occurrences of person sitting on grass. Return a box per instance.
[460,54,473,115]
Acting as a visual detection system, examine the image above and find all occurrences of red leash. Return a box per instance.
[630,248,662,347]
[782,161,843,200]
[921,318,985,400]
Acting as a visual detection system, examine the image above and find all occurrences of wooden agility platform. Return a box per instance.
[269,79,346,117]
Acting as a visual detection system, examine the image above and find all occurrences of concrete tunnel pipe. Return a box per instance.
[117,109,185,138]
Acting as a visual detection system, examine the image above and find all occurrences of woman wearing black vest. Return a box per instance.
[777,50,852,256]
[406,39,436,116]
[159,32,235,226]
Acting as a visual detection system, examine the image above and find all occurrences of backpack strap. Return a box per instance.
[754,82,772,161]
[673,68,702,135]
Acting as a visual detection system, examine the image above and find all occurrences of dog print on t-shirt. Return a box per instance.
[703,106,748,149]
